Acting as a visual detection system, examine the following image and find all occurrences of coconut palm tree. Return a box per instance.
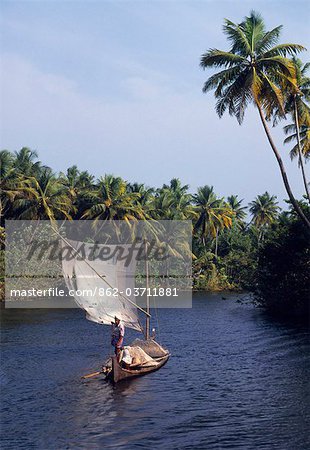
[284,124,310,161]
[60,166,80,198]
[282,58,310,202]
[161,178,193,220]
[227,195,247,227]
[127,182,155,213]
[193,185,233,254]
[0,150,14,179]
[162,178,189,196]
[13,168,72,220]
[0,150,18,222]
[59,166,95,218]
[200,11,310,230]
[60,166,95,196]
[151,189,175,220]
[151,179,194,220]
[78,170,95,189]
[287,59,310,122]
[13,147,47,177]
[81,175,145,221]
[249,192,279,241]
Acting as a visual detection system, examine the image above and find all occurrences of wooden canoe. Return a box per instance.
[108,353,170,383]
[105,339,170,383]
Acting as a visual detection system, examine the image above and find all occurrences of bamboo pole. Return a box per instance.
[81,371,103,379]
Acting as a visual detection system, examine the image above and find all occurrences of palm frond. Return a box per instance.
[284,134,297,144]
[283,123,297,135]
[259,56,296,77]
[301,62,310,76]
[263,43,306,58]
[223,19,252,56]
[255,25,282,53]
[260,72,285,118]
[215,70,250,122]
[202,65,242,93]
[242,11,266,53]
[200,49,247,68]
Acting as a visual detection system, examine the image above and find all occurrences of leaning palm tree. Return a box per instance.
[282,58,310,202]
[200,11,310,230]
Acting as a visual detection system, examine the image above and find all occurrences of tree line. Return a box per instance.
[0,146,301,291]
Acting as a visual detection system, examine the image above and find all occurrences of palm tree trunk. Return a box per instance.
[293,97,310,203]
[256,101,310,232]
[214,228,218,257]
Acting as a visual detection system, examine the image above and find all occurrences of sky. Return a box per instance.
[0,0,309,207]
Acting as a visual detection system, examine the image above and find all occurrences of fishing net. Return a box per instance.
[130,339,168,358]
[62,240,142,331]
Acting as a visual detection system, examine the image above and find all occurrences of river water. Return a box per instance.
[1,292,309,449]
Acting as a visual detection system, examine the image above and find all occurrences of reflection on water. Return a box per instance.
[1,293,309,449]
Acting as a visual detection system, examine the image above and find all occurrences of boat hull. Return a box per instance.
[104,339,170,383]
[109,353,170,383]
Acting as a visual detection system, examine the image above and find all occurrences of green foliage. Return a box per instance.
[284,124,310,161]
[1,147,309,319]
[200,11,310,230]
[200,10,305,124]
[193,251,234,291]
[81,174,146,221]
[249,191,280,228]
[193,185,233,248]
[216,224,258,289]
[227,195,247,226]
[253,208,310,318]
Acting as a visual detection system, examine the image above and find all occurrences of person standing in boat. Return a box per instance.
[111,316,124,357]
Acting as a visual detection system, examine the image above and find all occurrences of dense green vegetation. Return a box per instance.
[253,205,310,319]
[1,147,309,316]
